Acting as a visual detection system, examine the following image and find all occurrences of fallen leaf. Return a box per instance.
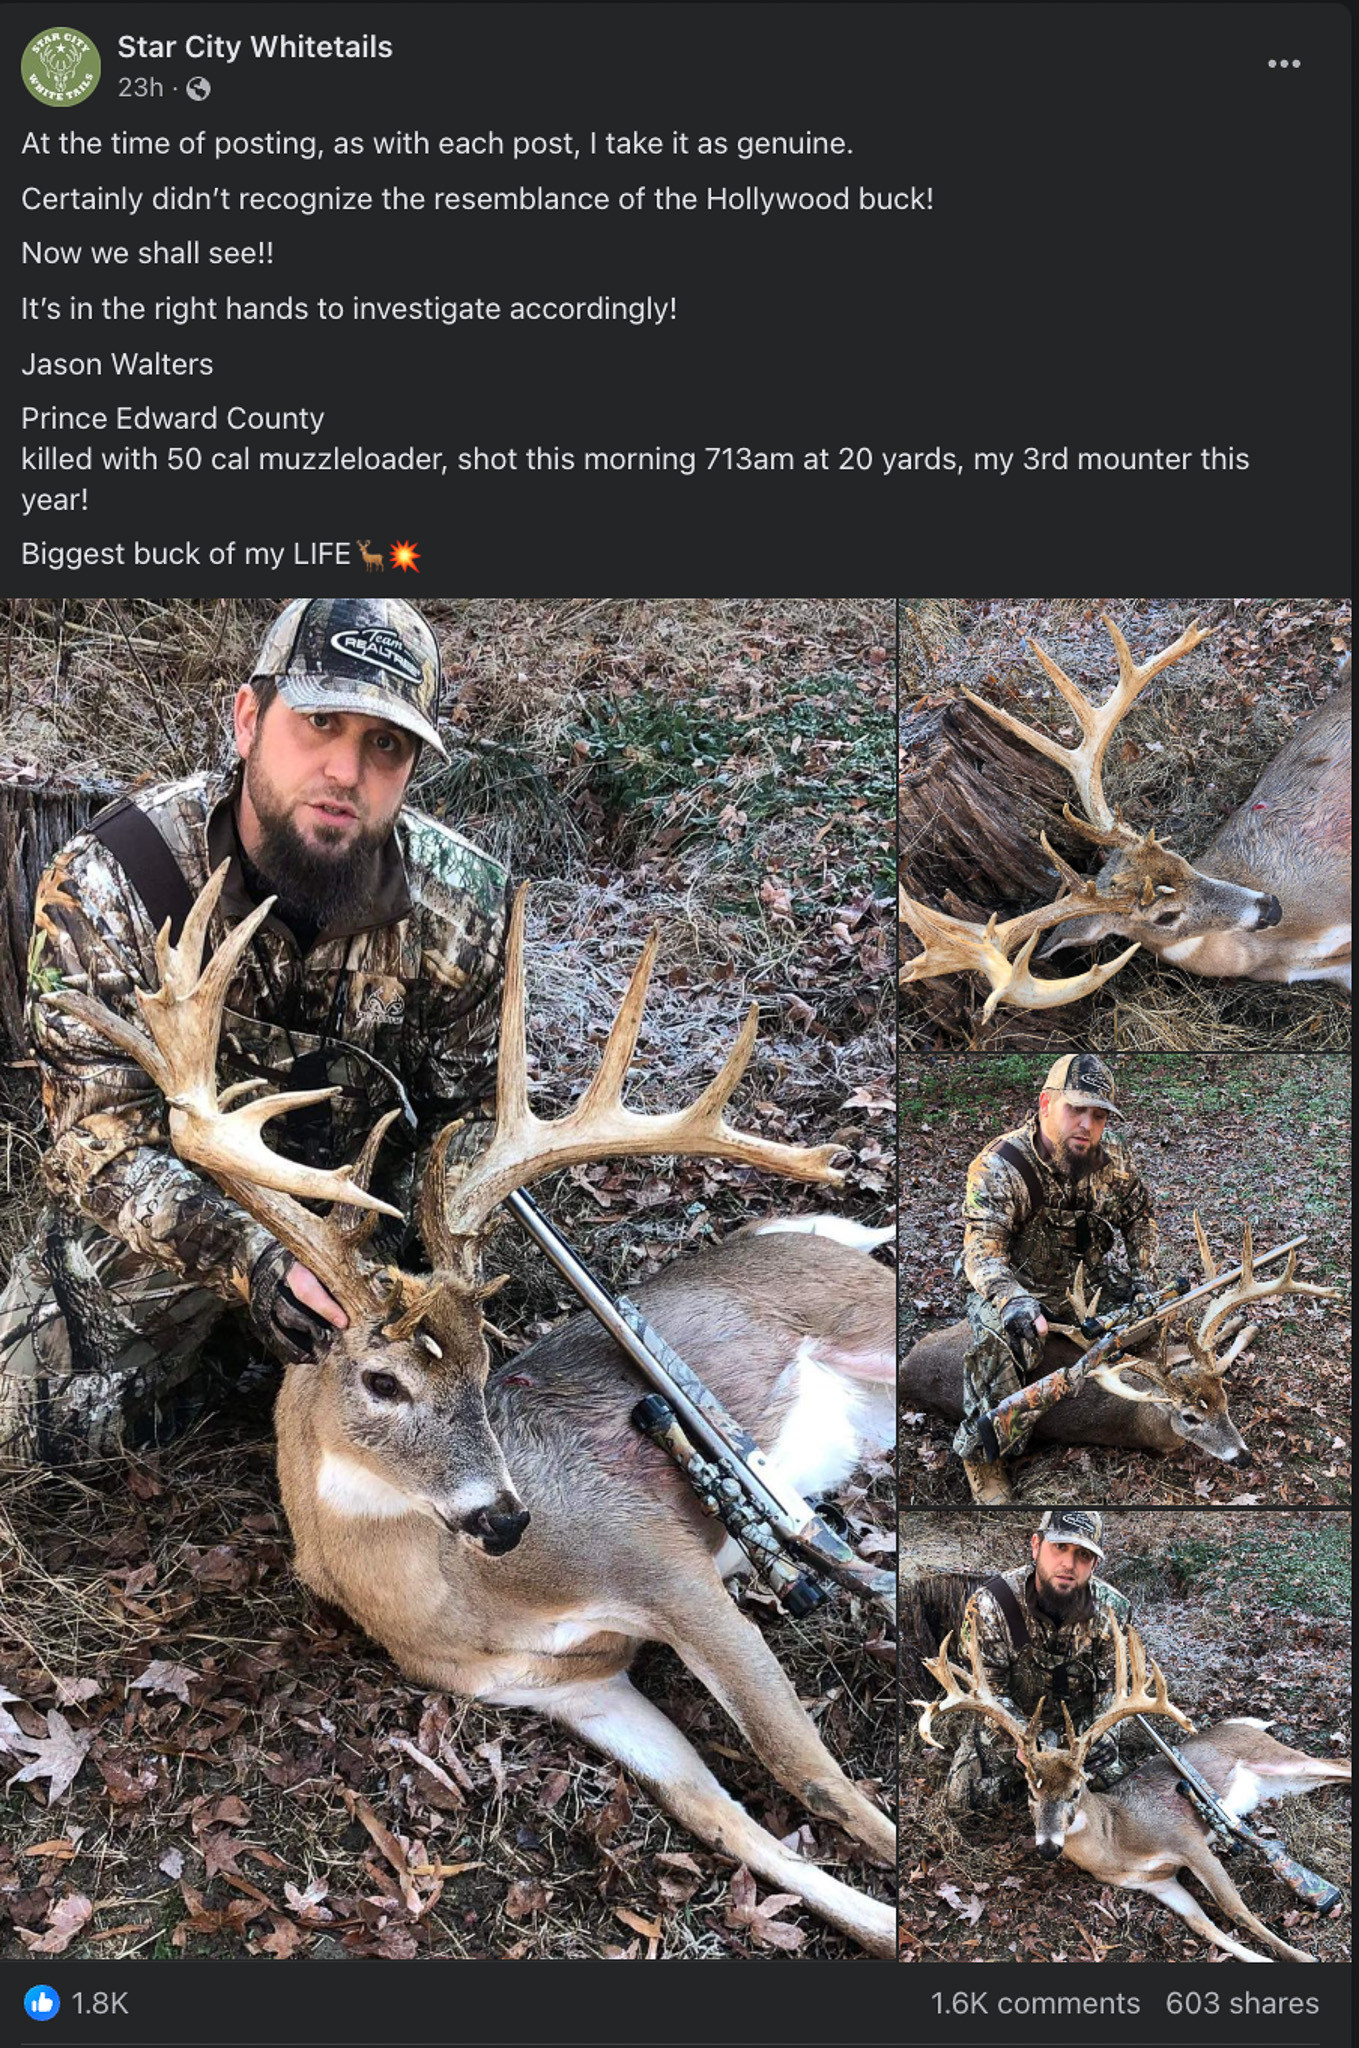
[159,1849,185,1881]
[614,1906,663,1940]
[504,1878,550,1921]
[130,1660,198,1705]
[16,1892,93,1955]
[4,1709,93,1802]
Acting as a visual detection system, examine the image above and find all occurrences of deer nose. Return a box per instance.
[1255,894,1283,928]
[1035,1839,1063,1861]
[463,1498,531,1555]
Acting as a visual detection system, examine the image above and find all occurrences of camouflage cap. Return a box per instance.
[1038,1508,1105,1559]
[252,597,447,760]
[1041,1052,1122,1119]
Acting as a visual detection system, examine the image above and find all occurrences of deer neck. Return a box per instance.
[1056,1784,1122,1877]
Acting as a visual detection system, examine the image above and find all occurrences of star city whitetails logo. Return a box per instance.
[22,27,101,105]
[330,628,425,687]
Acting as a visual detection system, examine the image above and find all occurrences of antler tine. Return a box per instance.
[1194,1220,1339,1357]
[432,884,844,1241]
[962,616,1213,837]
[1073,1617,1194,1763]
[1089,1317,1182,1406]
[1193,1209,1218,1282]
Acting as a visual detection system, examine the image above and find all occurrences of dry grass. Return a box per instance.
[899,596,1351,1051]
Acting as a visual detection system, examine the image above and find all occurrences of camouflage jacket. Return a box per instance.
[27,765,511,1307]
[962,1116,1158,1317]
[961,1565,1134,1734]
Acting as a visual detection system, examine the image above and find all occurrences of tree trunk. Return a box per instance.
[899,693,1089,920]
[0,771,116,1059]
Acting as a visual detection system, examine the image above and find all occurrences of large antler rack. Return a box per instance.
[961,615,1215,842]
[421,885,846,1257]
[47,862,401,1321]
[898,834,1141,1019]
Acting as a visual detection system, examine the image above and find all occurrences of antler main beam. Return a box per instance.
[917,1596,1038,1752]
[961,616,1214,838]
[1074,1618,1194,1763]
[426,887,845,1250]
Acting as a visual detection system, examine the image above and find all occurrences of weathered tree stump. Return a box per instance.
[1,769,116,1060]
[898,694,1091,922]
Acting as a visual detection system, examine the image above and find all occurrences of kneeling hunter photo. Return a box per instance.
[899,1050,1350,1505]
[0,597,896,1960]
[900,1509,1352,1963]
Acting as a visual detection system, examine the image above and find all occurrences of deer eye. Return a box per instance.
[1152,909,1181,927]
[362,1370,408,1403]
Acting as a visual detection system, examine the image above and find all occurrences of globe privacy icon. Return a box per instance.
[25,1987,61,2020]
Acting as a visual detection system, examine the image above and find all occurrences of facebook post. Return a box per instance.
[3,4,1352,2047]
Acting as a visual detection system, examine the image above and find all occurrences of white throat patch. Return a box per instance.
[316,1449,417,1519]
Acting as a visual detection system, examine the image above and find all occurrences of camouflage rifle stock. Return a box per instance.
[1136,1715,1343,1911]
[976,1235,1308,1463]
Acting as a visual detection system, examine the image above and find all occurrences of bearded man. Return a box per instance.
[0,597,509,1464]
[944,1510,1134,1816]
[952,1054,1159,1503]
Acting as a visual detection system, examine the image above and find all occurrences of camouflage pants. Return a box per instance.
[952,1269,1141,1462]
[0,1210,235,1467]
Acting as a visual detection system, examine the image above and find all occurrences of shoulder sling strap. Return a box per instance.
[88,798,196,947]
[993,1138,1045,1224]
[982,1571,1031,1651]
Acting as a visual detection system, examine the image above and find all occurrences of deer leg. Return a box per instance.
[1177,1841,1320,1963]
[1134,1875,1276,1962]
[656,1584,895,1866]
[547,1670,895,1957]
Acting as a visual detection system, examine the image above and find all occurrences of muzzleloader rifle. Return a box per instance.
[506,1190,895,1623]
[1135,1714,1343,1911]
[976,1235,1309,1463]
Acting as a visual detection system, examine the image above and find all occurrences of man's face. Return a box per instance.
[1038,1090,1108,1173]
[1030,1533,1098,1612]
[233,686,416,923]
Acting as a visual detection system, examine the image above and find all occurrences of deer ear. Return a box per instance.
[1035,913,1121,959]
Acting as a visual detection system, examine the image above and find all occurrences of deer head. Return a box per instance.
[960,617,1283,968]
[919,1599,1193,1857]
[51,868,844,1554]
[1063,1215,1338,1466]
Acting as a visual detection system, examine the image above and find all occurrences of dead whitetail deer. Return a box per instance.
[901,1213,1339,1466]
[50,869,896,1954]
[900,621,1351,1013]
[918,1600,1351,1962]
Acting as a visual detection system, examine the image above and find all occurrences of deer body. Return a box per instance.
[1031,1721,1351,1964]
[901,1322,1247,1461]
[278,1225,897,1953]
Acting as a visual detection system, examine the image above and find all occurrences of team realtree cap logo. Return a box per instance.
[22,26,101,104]
[330,628,426,688]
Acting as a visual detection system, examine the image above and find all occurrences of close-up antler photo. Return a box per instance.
[899,599,1351,1049]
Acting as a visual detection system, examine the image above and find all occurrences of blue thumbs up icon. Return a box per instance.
[25,1987,60,2020]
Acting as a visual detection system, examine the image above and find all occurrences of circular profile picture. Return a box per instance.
[21,26,101,105]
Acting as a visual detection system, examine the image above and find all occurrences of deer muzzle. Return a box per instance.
[1035,1836,1064,1861]
[1254,893,1283,928]
[462,1495,531,1555]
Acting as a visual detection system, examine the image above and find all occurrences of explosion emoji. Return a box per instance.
[390,541,420,574]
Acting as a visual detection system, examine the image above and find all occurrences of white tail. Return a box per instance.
[52,874,895,1955]
[356,539,384,572]
[903,624,1351,1008]
[920,1603,1350,1962]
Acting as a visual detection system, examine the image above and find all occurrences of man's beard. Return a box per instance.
[1051,1132,1102,1179]
[242,751,386,930]
[1031,1567,1096,1626]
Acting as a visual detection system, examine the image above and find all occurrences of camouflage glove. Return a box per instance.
[1001,1295,1047,1374]
[247,1242,337,1365]
[1085,1733,1118,1773]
